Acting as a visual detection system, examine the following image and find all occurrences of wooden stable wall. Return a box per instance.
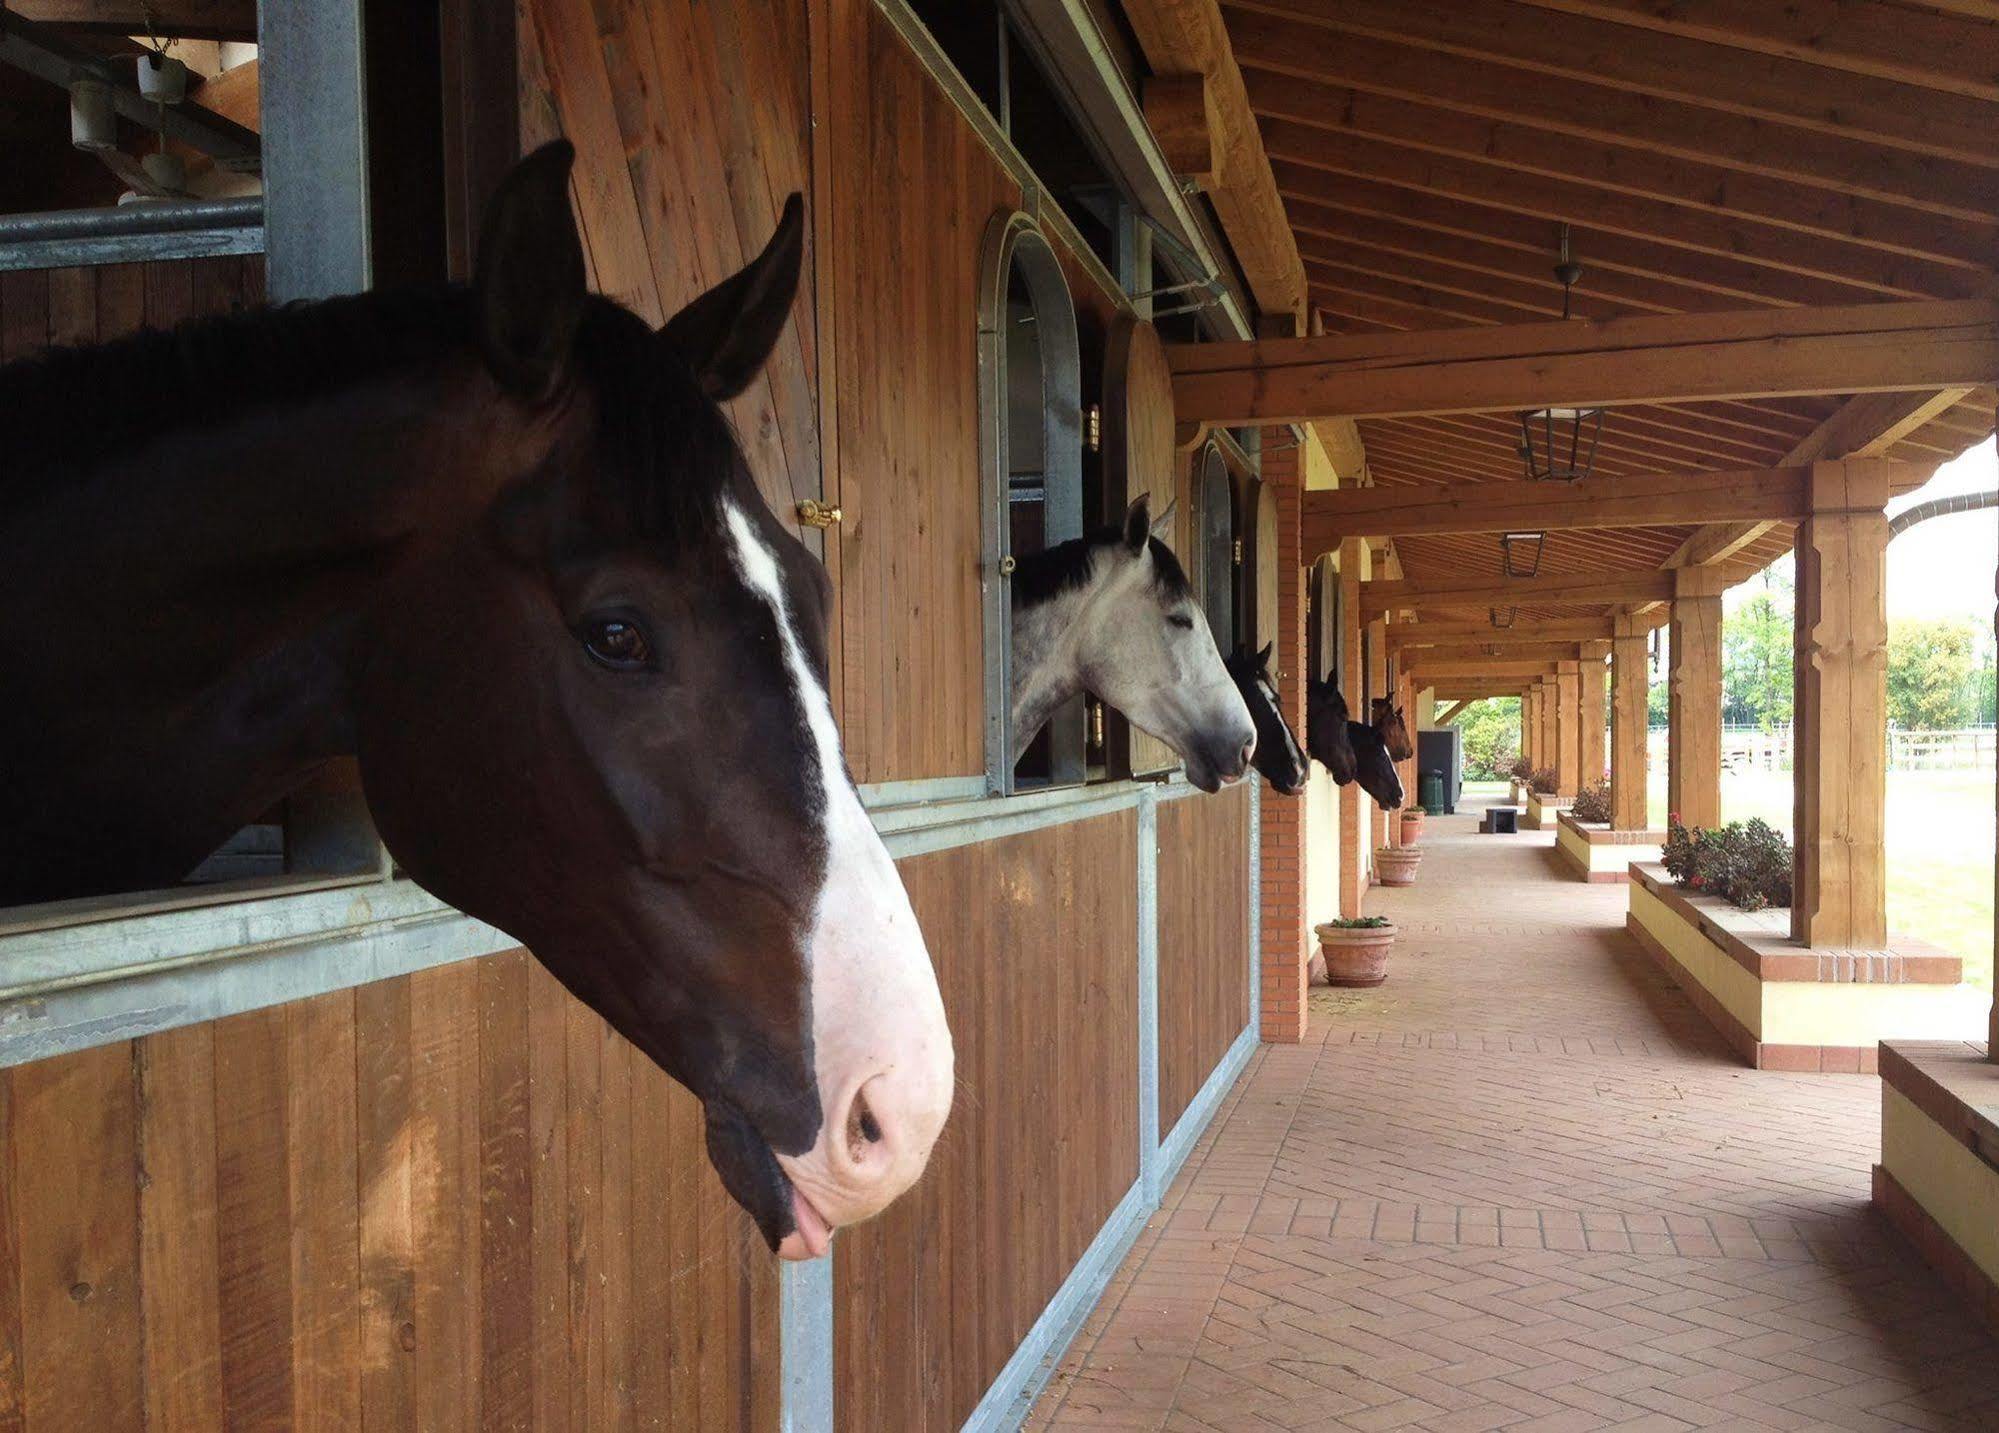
[0,257,263,368]
[837,812,1141,1431]
[0,953,775,1430]
[1158,784,1253,1137]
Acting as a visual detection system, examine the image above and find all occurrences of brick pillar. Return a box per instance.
[1668,568,1726,830]
[1580,642,1608,792]
[1339,539,1366,917]
[1398,669,1418,818]
[1256,440,1309,1042]
[1611,616,1648,829]
[1522,685,1539,767]
[1556,660,1582,796]
[1538,676,1558,775]
[1792,459,1890,949]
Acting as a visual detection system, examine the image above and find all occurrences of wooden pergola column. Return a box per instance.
[1538,676,1559,776]
[1555,660,1582,796]
[1521,686,1539,767]
[1610,616,1649,830]
[1667,568,1726,829]
[1580,642,1609,792]
[1792,460,1891,948]
[1338,538,1366,918]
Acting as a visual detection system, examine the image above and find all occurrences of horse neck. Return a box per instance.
[1008,548,1120,757]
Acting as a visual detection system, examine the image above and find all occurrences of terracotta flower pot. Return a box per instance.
[1374,846,1422,887]
[1314,921,1397,988]
[1398,809,1425,845]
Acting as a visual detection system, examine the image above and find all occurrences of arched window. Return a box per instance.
[1194,443,1234,649]
[1307,554,1342,689]
[980,212,1083,793]
[1243,477,1279,667]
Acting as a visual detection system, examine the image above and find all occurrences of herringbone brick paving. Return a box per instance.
[1030,798,1999,1431]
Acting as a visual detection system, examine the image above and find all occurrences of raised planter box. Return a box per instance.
[1521,790,1572,830]
[1554,811,1664,884]
[1624,862,1981,1071]
[1873,1041,1999,1338]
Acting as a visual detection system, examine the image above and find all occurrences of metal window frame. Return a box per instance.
[980,210,1086,795]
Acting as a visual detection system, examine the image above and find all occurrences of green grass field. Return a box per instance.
[1641,768,1994,994]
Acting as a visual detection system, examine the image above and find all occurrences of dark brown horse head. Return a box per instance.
[1306,669,1358,782]
[1225,642,1306,795]
[291,145,954,1256]
[1371,698,1414,763]
[1347,721,1405,810]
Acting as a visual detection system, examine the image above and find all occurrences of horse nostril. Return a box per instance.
[858,1099,882,1144]
[845,1087,885,1164]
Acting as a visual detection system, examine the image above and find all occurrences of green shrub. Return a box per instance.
[1662,815,1794,912]
[1569,782,1612,824]
[1323,916,1392,929]
[1528,766,1560,795]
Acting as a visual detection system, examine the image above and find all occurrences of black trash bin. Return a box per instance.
[1419,769,1445,816]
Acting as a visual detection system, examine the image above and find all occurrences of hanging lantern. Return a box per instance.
[1489,606,1517,630]
[1500,530,1545,579]
[1517,226,1604,483]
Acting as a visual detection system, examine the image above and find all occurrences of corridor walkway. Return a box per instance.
[1031,796,1999,1431]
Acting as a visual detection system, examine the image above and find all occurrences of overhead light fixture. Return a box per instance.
[1489,606,1517,630]
[1500,531,1545,579]
[1517,225,1603,483]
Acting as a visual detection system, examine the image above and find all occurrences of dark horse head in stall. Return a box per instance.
[1347,721,1406,811]
[1225,643,1306,795]
[1306,670,1358,783]
[1371,697,1414,763]
[0,142,950,1260]
[1009,496,1256,792]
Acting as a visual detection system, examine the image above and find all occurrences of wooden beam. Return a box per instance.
[1170,300,1999,426]
[1244,66,1998,266]
[1226,0,1999,167]
[1433,700,1468,726]
[1509,0,1999,106]
[1362,569,1677,615]
[1664,388,1973,567]
[1144,74,1218,186]
[1234,18,1999,222]
[1399,641,1587,664]
[1302,460,1928,546]
[1123,0,1307,325]
[1390,618,1612,647]
[6,0,255,39]
[1410,660,1563,679]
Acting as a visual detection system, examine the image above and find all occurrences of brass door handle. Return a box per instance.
[796,499,843,529]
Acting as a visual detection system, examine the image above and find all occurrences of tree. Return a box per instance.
[1723,590,1793,731]
[1887,618,1978,730]
[1455,697,1520,779]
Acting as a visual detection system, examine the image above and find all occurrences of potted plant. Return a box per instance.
[1399,806,1425,844]
[1313,917,1397,987]
[1568,781,1612,825]
[1508,755,1534,803]
[1374,844,1422,886]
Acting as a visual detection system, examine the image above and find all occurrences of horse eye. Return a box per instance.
[581,617,654,672]
[1168,614,1195,630]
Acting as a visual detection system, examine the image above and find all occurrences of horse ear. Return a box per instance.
[475,140,586,399]
[1122,495,1151,552]
[1258,640,1274,669]
[660,193,805,401]
[1150,496,1178,541]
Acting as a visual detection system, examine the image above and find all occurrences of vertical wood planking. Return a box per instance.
[287,991,362,1432]
[409,963,481,1431]
[214,1007,295,1428]
[836,811,1141,1430]
[1158,786,1254,1136]
[354,978,418,1432]
[477,953,534,1427]
[136,1024,226,1430]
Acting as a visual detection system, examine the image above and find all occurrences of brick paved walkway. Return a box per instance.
[1032,797,1999,1432]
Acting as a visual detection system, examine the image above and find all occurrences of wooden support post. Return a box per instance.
[1668,568,1726,830]
[1556,661,1582,796]
[1538,676,1559,777]
[1339,539,1366,918]
[1368,615,1389,854]
[1521,685,1538,767]
[1792,460,1891,948]
[1256,438,1309,1042]
[1398,667,1417,818]
[1611,617,1648,829]
[1580,643,1608,792]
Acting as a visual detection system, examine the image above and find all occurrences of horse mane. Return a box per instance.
[0,285,737,549]
[1012,526,1192,611]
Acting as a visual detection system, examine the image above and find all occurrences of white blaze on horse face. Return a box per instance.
[1079,547,1256,791]
[720,501,953,1259]
[1259,673,1306,783]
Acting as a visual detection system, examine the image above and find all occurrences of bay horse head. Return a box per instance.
[1347,721,1406,810]
[1371,697,1414,763]
[0,142,951,1259]
[1009,495,1256,792]
[1306,670,1358,783]
[1225,643,1306,795]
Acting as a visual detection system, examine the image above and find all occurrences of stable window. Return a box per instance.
[980,211,1085,794]
[1308,554,1344,690]
[1193,443,1235,650]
